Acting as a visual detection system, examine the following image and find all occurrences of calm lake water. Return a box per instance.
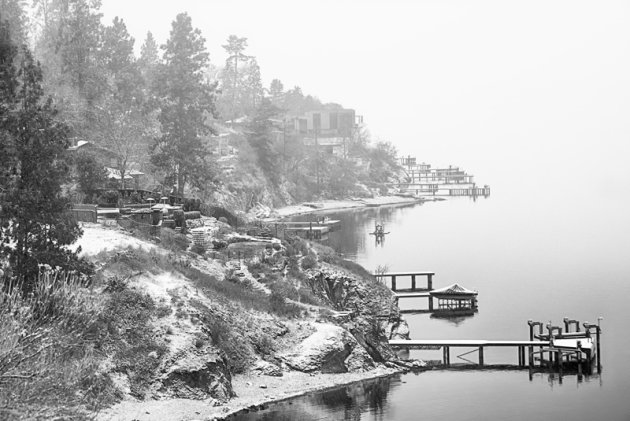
[236,171,630,420]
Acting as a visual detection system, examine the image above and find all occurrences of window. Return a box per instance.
[329,112,338,130]
[313,113,321,131]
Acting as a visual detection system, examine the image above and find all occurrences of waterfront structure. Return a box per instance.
[430,283,478,312]
[390,317,602,377]
[396,156,490,198]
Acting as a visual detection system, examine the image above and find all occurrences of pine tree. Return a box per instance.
[268,78,284,106]
[0,0,28,46]
[151,13,218,197]
[243,57,263,111]
[219,35,249,120]
[138,31,160,89]
[0,28,87,287]
[94,17,155,189]
[247,98,281,184]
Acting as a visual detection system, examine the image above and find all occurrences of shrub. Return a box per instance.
[269,290,303,318]
[160,230,190,252]
[301,254,318,270]
[0,269,105,418]
[205,317,253,373]
[93,283,166,399]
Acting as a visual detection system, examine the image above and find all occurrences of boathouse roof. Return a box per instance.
[430,283,477,297]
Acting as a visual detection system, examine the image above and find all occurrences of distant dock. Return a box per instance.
[275,219,341,240]
[394,156,490,198]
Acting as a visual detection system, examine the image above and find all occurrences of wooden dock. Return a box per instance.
[378,271,477,315]
[391,318,601,375]
[376,271,434,291]
[276,219,340,240]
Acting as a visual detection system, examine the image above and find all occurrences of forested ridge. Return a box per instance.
[1,0,401,212]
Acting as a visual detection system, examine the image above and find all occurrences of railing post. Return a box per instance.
[391,275,397,291]
[479,347,484,366]
[411,274,416,291]
[427,273,433,290]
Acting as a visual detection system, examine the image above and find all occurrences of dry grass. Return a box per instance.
[0,269,108,420]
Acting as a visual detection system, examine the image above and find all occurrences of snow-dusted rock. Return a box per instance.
[280,323,373,373]
[252,360,283,377]
[160,349,234,401]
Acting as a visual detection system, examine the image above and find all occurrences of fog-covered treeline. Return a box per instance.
[1,0,401,209]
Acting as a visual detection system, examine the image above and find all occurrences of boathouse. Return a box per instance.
[430,283,478,311]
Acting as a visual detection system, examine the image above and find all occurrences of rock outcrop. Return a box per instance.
[160,348,234,401]
[280,323,374,373]
[305,264,405,364]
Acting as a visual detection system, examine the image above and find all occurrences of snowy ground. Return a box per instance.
[73,223,156,256]
[98,366,401,421]
[269,195,425,220]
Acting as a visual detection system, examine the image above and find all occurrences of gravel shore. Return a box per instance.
[98,366,403,421]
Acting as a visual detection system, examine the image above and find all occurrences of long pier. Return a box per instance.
[390,319,602,375]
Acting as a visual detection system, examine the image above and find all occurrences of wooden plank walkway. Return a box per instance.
[376,271,435,291]
[394,291,432,298]
[390,339,548,348]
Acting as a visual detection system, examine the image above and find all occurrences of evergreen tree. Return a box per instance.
[219,34,249,120]
[94,17,156,189]
[31,0,105,136]
[138,31,160,89]
[247,98,280,184]
[243,57,263,111]
[151,13,218,196]
[0,29,87,287]
[268,78,284,105]
[0,0,28,45]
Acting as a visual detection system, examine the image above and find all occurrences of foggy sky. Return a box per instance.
[100,0,630,187]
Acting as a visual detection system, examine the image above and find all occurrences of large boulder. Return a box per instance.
[280,323,374,373]
[160,348,234,401]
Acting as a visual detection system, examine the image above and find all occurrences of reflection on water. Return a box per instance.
[272,193,630,420]
[231,376,399,421]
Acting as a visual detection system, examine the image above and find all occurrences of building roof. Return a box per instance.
[105,167,133,180]
[430,283,477,297]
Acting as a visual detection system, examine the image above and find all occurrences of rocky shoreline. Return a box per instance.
[93,195,429,421]
[259,194,435,220]
[99,366,407,421]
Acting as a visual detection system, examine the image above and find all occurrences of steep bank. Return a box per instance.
[73,219,414,421]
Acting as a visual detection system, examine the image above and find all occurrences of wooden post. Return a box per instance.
[443,346,450,366]
[427,273,433,290]
[391,275,397,291]
[479,347,484,366]
[577,341,583,378]
[596,325,601,372]
[411,274,416,291]
[428,296,434,311]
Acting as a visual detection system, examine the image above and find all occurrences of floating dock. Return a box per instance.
[275,219,341,240]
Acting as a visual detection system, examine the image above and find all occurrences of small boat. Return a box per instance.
[369,223,389,236]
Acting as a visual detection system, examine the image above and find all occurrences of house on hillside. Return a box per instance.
[288,109,357,137]
[284,109,362,158]
[66,140,146,189]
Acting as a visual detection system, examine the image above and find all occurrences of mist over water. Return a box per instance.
[255,157,630,420]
